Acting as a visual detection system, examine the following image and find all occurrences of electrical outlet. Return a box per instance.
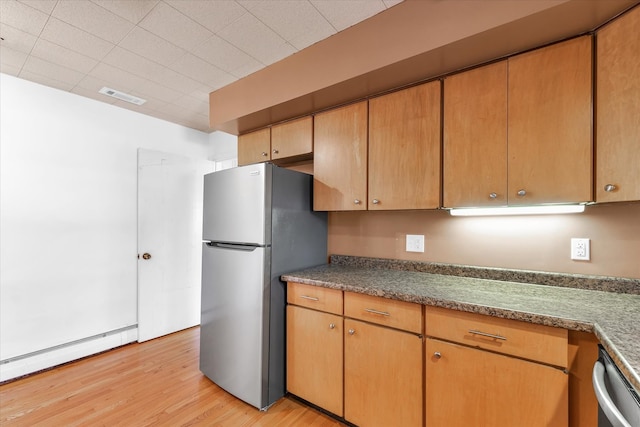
[571,238,590,261]
[406,235,425,253]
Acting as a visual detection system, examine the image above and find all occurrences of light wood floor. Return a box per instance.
[0,327,345,426]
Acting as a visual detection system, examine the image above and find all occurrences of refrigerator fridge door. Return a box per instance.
[200,242,270,409]
[202,163,270,245]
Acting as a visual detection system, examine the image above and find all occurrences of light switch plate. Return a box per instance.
[406,234,425,253]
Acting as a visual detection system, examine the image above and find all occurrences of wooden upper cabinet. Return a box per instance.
[271,116,313,161]
[443,61,508,208]
[507,35,593,205]
[237,128,271,166]
[369,81,441,210]
[596,5,640,203]
[313,101,368,211]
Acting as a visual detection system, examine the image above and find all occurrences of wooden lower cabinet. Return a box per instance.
[286,305,343,416]
[425,338,568,427]
[344,318,423,427]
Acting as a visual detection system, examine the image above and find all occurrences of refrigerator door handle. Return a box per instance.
[207,242,260,251]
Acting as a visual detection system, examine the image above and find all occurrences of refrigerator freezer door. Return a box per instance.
[202,163,269,245]
[200,242,270,409]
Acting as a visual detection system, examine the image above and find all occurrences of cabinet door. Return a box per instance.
[369,81,441,210]
[596,6,640,203]
[271,116,313,161]
[426,338,568,427]
[313,101,368,211]
[238,128,271,166]
[287,305,343,416]
[443,61,508,208]
[344,319,422,427]
[508,35,593,205]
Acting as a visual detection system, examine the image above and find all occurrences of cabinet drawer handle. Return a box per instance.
[372,199,380,205]
[300,295,319,301]
[354,199,361,205]
[365,308,391,316]
[517,189,526,197]
[489,192,497,199]
[604,184,616,192]
[468,329,507,341]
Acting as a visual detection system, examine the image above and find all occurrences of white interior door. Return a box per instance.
[137,149,215,342]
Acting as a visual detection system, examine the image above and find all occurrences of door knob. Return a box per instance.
[142,253,152,260]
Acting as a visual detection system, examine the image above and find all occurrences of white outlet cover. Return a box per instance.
[406,234,425,253]
[571,238,590,261]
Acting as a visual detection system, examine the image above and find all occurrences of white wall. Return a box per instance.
[0,74,237,379]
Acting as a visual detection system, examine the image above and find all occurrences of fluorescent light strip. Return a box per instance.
[449,205,585,217]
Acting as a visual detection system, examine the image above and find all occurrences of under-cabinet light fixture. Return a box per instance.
[448,204,586,217]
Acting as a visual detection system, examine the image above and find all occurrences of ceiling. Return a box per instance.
[0,0,402,133]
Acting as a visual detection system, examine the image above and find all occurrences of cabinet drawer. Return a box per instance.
[287,282,343,315]
[344,292,422,334]
[425,306,567,367]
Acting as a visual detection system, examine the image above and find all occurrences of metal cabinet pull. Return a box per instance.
[372,199,380,205]
[489,192,497,199]
[272,149,279,154]
[300,295,319,301]
[365,308,390,316]
[468,329,507,341]
[517,189,527,197]
[354,199,361,205]
[604,184,616,192]
[434,352,442,359]
[261,151,268,157]
[329,323,335,329]
[348,329,356,335]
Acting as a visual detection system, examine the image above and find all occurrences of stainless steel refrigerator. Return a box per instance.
[199,163,327,410]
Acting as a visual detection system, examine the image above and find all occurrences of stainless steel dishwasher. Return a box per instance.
[593,345,640,427]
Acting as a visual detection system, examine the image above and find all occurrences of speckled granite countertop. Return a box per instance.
[281,256,640,394]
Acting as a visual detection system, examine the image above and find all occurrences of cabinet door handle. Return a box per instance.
[261,151,268,157]
[604,184,616,192]
[517,189,526,197]
[468,329,507,341]
[372,199,380,205]
[433,351,442,359]
[348,329,356,335]
[272,149,279,154]
[300,295,319,301]
[354,199,361,205]
[365,308,390,316]
[489,192,497,199]
[329,323,335,329]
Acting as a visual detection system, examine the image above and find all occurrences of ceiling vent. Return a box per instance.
[99,87,147,105]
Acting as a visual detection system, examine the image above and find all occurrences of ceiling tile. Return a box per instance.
[136,78,183,104]
[191,34,263,76]
[102,46,167,82]
[0,0,49,36]
[19,69,76,91]
[40,17,115,61]
[172,94,209,114]
[138,1,214,51]
[0,45,28,73]
[150,66,205,94]
[217,13,297,65]
[18,0,57,14]
[51,0,135,44]
[31,39,99,74]
[165,0,246,34]
[119,26,186,67]
[311,0,387,32]
[22,56,86,86]
[238,0,335,50]
[88,62,148,93]
[90,0,160,24]
[0,22,38,54]
[383,0,404,7]
[170,53,236,90]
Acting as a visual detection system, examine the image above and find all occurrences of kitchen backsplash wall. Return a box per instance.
[328,202,640,279]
